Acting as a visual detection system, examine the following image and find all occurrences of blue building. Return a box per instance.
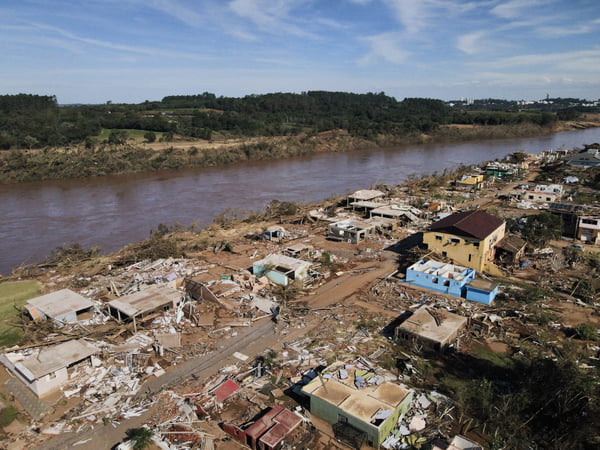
[404,259,498,305]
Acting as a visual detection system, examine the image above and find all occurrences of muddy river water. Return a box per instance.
[2,128,600,275]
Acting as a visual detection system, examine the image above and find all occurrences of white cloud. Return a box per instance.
[536,23,597,38]
[456,31,486,54]
[139,0,207,28]
[228,0,315,38]
[384,0,428,35]
[17,22,212,61]
[491,0,545,19]
[359,32,410,65]
[484,48,600,70]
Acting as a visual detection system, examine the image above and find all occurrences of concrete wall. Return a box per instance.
[376,392,413,446]
[307,389,413,447]
[525,192,559,203]
[308,394,379,446]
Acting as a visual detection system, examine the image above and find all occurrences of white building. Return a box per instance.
[1,339,98,398]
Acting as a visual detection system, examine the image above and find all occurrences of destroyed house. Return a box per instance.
[347,189,385,204]
[253,254,311,286]
[328,219,376,244]
[395,305,468,351]
[494,234,527,265]
[405,259,475,297]
[524,184,564,203]
[223,406,303,450]
[485,163,515,178]
[369,204,421,223]
[565,149,600,167]
[1,339,98,398]
[456,174,484,186]
[25,288,94,325]
[263,225,286,240]
[349,199,387,212]
[404,259,498,305]
[301,363,413,448]
[549,202,586,237]
[108,285,183,330]
[577,216,600,245]
[423,209,505,273]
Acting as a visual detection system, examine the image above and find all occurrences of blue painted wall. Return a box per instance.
[466,285,498,305]
[404,259,498,304]
[405,264,475,297]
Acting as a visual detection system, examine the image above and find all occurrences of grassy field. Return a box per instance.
[0,281,42,347]
[98,128,164,142]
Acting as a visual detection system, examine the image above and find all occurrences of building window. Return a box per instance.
[468,254,472,262]
[443,280,450,287]
[433,277,439,284]
[582,219,598,225]
[546,197,551,201]
[450,238,460,244]
[442,251,447,257]
[473,241,480,247]
[338,414,348,424]
[435,235,443,241]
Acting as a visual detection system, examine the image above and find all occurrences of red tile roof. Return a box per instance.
[213,379,240,402]
[429,210,504,240]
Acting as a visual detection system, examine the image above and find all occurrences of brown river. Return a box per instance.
[2,128,600,275]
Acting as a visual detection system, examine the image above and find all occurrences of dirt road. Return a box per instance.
[306,253,398,308]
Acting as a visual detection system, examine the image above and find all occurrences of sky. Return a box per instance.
[1,0,600,104]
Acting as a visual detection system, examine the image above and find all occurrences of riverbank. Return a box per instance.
[0,147,598,449]
[1,120,598,184]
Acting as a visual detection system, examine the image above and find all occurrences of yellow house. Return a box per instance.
[423,210,505,273]
[457,174,484,186]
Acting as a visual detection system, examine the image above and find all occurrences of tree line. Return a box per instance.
[0,92,566,150]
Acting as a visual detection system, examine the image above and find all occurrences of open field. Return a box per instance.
[0,281,41,346]
[98,128,165,142]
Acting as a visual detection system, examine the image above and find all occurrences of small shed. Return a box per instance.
[466,279,499,305]
[1,339,98,398]
[25,289,94,325]
[253,254,311,286]
[263,226,286,241]
[395,305,468,351]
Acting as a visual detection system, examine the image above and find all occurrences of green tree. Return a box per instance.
[520,212,562,247]
[127,427,153,450]
[108,130,128,145]
[22,135,39,149]
[143,131,156,143]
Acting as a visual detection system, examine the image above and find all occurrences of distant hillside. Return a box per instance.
[0,91,565,150]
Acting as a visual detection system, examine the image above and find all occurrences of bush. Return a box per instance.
[574,323,598,341]
[127,427,153,450]
[0,405,18,426]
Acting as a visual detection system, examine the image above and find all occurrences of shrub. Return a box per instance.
[0,405,18,427]
[574,323,598,341]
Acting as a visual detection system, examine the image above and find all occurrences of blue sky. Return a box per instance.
[1,0,600,104]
